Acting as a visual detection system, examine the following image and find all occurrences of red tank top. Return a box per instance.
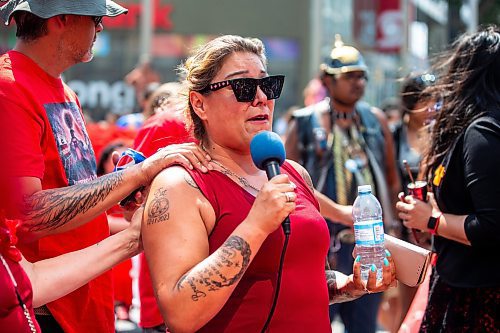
[187,162,331,333]
[0,256,41,333]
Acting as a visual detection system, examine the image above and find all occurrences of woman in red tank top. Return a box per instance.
[142,35,397,333]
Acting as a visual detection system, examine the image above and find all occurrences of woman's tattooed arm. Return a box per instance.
[325,258,364,303]
[176,235,252,301]
[326,270,364,303]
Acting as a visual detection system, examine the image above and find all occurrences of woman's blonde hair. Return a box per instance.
[178,35,267,143]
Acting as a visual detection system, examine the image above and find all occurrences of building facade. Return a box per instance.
[0,0,449,121]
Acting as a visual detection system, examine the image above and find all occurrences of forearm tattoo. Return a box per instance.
[326,270,338,299]
[176,236,252,301]
[22,172,123,231]
[300,169,315,192]
[147,187,170,225]
[326,270,358,303]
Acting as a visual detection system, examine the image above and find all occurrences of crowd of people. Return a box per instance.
[0,0,498,333]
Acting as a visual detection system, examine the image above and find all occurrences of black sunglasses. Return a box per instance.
[91,16,103,27]
[200,75,285,102]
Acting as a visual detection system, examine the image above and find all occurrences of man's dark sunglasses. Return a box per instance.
[91,16,103,27]
[200,75,285,102]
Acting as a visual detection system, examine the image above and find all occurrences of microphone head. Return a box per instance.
[250,131,286,170]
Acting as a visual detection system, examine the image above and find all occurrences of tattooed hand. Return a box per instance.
[245,174,297,235]
[138,143,212,185]
[327,250,397,304]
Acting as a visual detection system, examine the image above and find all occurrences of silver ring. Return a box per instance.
[284,192,292,203]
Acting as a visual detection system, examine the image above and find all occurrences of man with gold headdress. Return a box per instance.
[285,35,400,333]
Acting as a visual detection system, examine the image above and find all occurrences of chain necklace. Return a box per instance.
[211,160,260,192]
[0,254,38,333]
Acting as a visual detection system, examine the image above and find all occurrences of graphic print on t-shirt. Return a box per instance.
[45,102,97,185]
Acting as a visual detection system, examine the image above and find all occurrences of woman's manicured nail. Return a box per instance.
[384,258,389,267]
[355,255,360,263]
[371,264,376,272]
[385,249,391,257]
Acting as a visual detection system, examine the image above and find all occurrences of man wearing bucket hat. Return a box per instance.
[285,35,400,333]
[0,1,212,332]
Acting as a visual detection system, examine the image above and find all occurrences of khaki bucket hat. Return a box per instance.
[0,0,128,25]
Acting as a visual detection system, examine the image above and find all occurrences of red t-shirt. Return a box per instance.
[0,51,114,333]
[0,256,41,333]
[186,162,331,332]
[133,110,194,157]
[133,111,195,328]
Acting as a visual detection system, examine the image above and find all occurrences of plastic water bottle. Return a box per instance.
[352,185,385,281]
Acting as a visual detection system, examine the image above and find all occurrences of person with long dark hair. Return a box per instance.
[391,72,438,330]
[396,25,500,331]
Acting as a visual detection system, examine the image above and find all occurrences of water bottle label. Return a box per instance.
[354,220,384,246]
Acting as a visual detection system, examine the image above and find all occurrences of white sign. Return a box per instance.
[68,80,135,114]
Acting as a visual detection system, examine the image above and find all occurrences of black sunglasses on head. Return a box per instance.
[200,75,285,102]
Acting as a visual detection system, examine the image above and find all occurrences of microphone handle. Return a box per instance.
[264,160,281,179]
[282,216,291,235]
[264,160,291,235]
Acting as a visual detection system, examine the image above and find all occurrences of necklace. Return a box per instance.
[211,160,260,192]
[0,254,37,333]
[332,110,356,120]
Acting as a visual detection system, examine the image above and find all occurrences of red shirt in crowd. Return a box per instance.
[0,51,114,333]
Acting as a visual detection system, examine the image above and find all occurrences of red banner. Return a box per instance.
[353,0,401,53]
[375,0,402,53]
[102,0,173,30]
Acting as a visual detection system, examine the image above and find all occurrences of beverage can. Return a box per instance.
[407,180,428,202]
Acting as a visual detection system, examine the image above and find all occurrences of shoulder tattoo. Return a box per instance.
[147,187,170,224]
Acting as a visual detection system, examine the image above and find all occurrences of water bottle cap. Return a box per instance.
[358,185,372,193]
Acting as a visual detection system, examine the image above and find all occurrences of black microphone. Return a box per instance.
[250,131,290,235]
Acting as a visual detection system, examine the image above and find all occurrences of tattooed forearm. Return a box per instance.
[176,236,252,301]
[184,174,199,189]
[22,172,123,231]
[326,270,338,299]
[326,270,362,303]
[147,187,170,225]
[300,169,315,192]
